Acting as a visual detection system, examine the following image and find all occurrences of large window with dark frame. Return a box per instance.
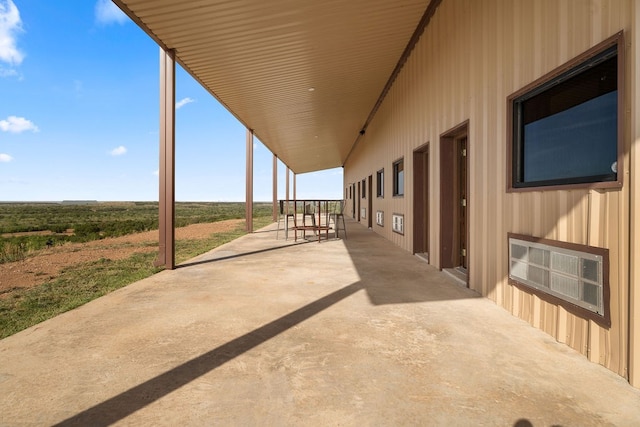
[393,159,404,196]
[376,169,384,198]
[508,32,623,191]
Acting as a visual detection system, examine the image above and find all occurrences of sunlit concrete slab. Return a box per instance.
[1,220,639,426]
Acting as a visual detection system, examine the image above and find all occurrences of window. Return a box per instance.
[393,158,404,196]
[508,233,610,327]
[362,179,366,198]
[376,169,384,198]
[508,32,623,191]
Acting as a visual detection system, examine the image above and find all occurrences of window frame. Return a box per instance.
[376,168,384,198]
[507,31,624,192]
[393,158,404,197]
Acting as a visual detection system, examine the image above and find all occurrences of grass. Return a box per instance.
[0,216,274,339]
[0,201,262,235]
[0,201,273,262]
[175,216,272,264]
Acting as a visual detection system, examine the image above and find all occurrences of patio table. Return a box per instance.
[290,199,342,242]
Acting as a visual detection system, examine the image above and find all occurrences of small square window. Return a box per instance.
[376,169,384,198]
[393,159,404,196]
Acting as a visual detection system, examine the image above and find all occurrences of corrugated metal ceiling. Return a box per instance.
[114,0,431,173]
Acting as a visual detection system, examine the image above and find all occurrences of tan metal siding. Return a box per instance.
[631,0,640,389]
[344,0,633,380]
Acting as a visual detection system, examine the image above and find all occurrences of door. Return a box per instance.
[351,183,356,218]
[440,121,469,281]
[357,181,361,222]
[367,175,373,228]
[413,144,429,258]
[457,137,468,270]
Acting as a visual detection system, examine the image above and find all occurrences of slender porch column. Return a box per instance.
[245,129,254,233]
[293,172,297,200]
[272,154,278,222]
[155,47,176,270]
[285,166,290,209]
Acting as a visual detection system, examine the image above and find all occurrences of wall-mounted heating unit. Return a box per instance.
[392,214,404,235]
[508,235,607,318]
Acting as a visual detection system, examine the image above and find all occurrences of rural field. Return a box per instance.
[0,201,273,338]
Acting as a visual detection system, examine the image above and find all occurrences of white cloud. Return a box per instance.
[176,97,195,109]
[0,0,24,66]
[0,66,16,77]
[110,145,127,156]
[0,153,13,162]
[95,0,127,25]
[152,169,159,176]
[0,115,38,133]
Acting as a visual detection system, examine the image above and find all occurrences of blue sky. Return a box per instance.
[0,0,343,202]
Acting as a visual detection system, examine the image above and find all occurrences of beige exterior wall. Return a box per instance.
[344,0,637,384]
[630,0,640,388]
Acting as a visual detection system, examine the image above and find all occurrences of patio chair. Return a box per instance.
[303,203,316,226]
[276,200,296,240]
[299,203,317,240]
[329,200,347,239]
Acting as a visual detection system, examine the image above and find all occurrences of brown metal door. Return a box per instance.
[458,137,468,270]
[351,184,356,217]
[357,181,361,222]
[367,175,373,228]
[413,145,429,256]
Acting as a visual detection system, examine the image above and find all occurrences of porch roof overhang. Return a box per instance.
[113,0,437,174]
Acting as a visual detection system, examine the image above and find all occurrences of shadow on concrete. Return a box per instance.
[248,228,275,234]
[54,283,363,426]
[176,240,309,269]
[54,220,476,426]
[342,220,480,305]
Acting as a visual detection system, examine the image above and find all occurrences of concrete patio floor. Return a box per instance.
[1,219,639,426]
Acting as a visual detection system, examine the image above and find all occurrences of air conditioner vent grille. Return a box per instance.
[509,237,604,315]
[392,214,404,235]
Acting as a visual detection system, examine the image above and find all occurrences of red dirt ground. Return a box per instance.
[0,219,244,298]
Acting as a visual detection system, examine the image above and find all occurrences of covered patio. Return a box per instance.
[1,219,639,426]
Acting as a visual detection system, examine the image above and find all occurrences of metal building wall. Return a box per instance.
[629,0,640,388]
[344,0,635,381]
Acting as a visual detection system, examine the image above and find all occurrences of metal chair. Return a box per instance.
[329,200,347,239]
[303,203,316,226]
[276,200,295,240]
[299,203,318,240]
